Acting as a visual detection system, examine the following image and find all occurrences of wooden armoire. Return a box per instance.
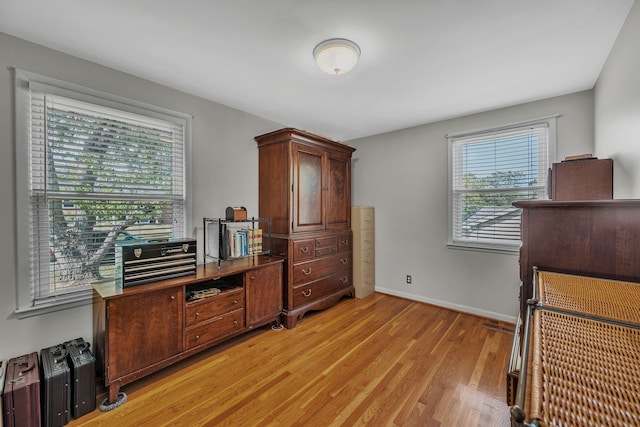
[255,128,356,328]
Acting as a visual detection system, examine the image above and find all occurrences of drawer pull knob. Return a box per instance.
[170,295,176,300]
[302,289,312,297]
[233,300,238,304]
[195,312,200,317]
[340,258,348,265]
[341,240,348,245]
[339,277,348,283]
[302,268,312,275]
[250,276,256,280]
[233,320,238,326]
[300,246,309,254]
[195,335,200,340]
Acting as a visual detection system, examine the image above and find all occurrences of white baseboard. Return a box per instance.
[375,286,517,324]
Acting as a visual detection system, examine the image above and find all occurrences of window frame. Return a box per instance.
[447,116,557,254]
[13,68,193,318]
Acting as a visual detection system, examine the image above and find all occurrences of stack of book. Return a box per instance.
[221,227,263,259]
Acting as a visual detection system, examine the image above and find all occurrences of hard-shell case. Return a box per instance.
[63,338,96,418]
[0,359,6,427]
[3,352,41,427]
[40,345,70,427]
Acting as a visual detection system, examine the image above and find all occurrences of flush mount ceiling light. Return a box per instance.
[313,38,361,75]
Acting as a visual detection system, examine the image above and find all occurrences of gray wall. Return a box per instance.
[0,33,283,360]
[2,0,638,358]
[349,91,595,322]
[594,0,640,197]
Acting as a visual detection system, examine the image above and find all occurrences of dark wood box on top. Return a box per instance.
[549,158,613,200]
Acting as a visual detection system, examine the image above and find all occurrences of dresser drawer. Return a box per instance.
[185,288,244,327]
[315,246,338,257]
[293,253,352,284]
[337,231,352,252]
[293,271,352,308]
[293,239,315,262]
[315,236,337,248]
[314,236,337,257]
[185,309,244,349]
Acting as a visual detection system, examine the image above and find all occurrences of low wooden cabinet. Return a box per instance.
[93,256,283,404]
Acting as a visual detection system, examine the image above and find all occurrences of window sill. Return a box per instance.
[15,289,93,319]
[447,242,520,255]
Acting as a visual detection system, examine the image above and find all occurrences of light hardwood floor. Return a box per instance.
[70,293,514,426]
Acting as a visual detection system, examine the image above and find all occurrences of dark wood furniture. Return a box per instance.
[508,199,640,406]
[549,158,613,200]
[93,256,283,404]
[255,128,355,328]
[514,199,640,319]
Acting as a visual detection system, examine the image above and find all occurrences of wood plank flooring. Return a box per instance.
[70,293,514,426]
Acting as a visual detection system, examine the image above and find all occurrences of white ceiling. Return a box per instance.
[0,0,634,141]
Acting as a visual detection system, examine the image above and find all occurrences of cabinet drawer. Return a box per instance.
[293,253,352,284]
[315,236,337,248]
[293,272,352,308]
[337,232,352,252]
[185,309,244,350]
[293,239,315,262]
[315,246,338,257]
[185,288,244,327]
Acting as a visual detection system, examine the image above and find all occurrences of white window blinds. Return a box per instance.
[449,118,555,252]
[15,69,191,315]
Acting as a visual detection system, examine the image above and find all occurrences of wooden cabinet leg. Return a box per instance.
[108,384,121,405]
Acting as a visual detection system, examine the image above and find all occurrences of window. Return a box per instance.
[14,69,192,317]
[447,117,556,253]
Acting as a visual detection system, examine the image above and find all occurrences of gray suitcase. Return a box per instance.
[40,345,70,427]
[63,338,96,418]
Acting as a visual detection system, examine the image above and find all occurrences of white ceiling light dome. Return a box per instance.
[313,38,361,75]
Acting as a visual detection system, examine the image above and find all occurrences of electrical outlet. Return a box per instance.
[406,275,412,284]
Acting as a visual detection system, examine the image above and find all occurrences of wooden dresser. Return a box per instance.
[255,128,356,328]
[514,199,640,319]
